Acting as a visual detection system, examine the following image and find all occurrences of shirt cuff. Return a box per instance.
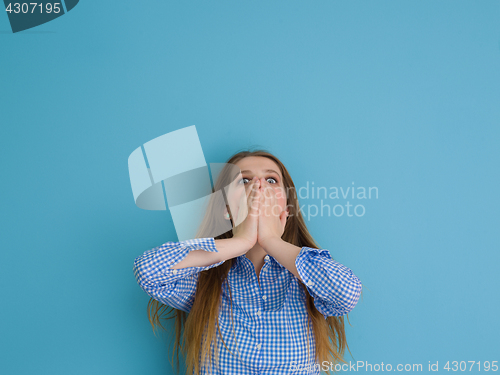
[134,237,223,288]
[166,237,220,272]
[295,246,362,317]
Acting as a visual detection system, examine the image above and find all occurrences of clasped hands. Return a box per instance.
[231,176,289,251]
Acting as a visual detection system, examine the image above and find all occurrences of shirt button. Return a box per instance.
[264,255,270,261]
[172,269,178,274]
[256,310,261,316]
[307,281,314,287]
[256,343,262,349]
[262,295,267,301]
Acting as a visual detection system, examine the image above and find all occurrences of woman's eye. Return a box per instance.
[238,177,277,184]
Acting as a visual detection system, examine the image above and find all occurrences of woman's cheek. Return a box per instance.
[275,187,287,212]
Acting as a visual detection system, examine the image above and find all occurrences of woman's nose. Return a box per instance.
[259,178,273,192]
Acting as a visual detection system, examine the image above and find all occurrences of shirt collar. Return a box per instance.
[233,253,284,269]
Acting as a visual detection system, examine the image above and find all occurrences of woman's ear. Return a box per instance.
[284,206,290,220]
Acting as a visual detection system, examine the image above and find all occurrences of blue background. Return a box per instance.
[1,1,499,374]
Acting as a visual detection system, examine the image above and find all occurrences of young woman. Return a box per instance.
[133,150,362,375]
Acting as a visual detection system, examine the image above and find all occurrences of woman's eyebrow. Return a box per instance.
[241,169,281,177]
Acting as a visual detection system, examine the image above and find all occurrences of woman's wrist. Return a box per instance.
[259,236,283,252]
[214,237,254,260]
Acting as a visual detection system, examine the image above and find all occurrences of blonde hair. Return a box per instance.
[146,149,358,374]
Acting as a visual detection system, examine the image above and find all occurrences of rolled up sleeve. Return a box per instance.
[295,246,362,318]
[133,237,224,312]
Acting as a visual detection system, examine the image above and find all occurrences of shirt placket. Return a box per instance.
[240,255,270,374]
[255,255,272,374]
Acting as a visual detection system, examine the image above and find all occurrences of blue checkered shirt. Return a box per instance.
[133,238,362,375]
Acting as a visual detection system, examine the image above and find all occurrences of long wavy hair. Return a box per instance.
[146,149,358,375]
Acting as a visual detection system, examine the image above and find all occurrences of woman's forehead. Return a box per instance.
[235,156,281,175]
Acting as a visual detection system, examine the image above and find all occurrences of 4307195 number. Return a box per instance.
[443,361,498,371]
[5,3,61,14]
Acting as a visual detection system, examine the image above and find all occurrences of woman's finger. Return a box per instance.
[234,178,256,225]
[244,178,257,210]
[245,177,257,200]
[262,180,271,217]
[248,179,261,217]
[269,185,277,211]
[258,182,266,217]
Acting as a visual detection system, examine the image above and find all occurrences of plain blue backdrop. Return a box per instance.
[1,1,499,374]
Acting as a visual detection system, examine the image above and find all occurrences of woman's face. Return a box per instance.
[225,156,288,223]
